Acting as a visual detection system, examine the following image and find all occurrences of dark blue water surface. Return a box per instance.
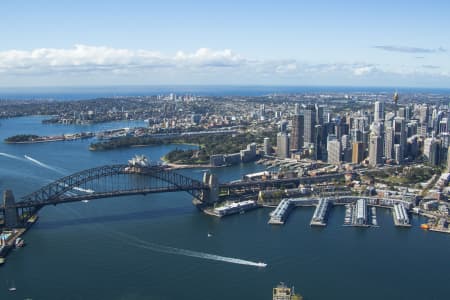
[0,116,449,300]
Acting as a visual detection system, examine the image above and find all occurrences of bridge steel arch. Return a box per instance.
[12,164,208,210]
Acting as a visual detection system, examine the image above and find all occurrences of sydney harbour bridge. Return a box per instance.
[1,161,344,229]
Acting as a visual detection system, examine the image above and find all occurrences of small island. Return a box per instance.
[4,132,95,144]
[4,134,40,143]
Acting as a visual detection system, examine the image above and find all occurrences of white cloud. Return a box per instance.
[0,44,168,74]
[0,45,449,86]
[275,62,298,73]
[373,45,446,54]
[174,48,244,67]
[352,65,377,76]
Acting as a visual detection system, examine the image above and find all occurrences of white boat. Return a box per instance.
[82,200,89,203]
[256,262,267,268]
[8,280,16,292]
[14,238,24,248]
[207,233,212,238]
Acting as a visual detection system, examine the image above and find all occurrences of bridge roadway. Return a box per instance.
[10,186,202,209]
[219,172,345,189]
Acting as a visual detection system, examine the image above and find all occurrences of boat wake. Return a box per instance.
[0,152,24,161]
[119,232,267,268]
[137,243,267,268]
[24,155,65,174]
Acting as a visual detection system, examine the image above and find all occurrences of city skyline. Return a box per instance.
[1,0,449,87]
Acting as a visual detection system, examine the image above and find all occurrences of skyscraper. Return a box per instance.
[447,148,450,171]
[303,105,316,146]
[294,103,300,115]
[260,104,265,119]
[280,120,288,133]
[394,144,403,164]
[384,126,394,160]
[276,132,290,159]
[315,104,324,125]
[314,124,327,160]
[393,117,406,163]
[290,114,304,152]
[423,137,441,166]
[341,134,352,162]
[352,142,364,164]
[419,105,429,125]
[374,101,384,123]
[327,135,341,165]
[369,134,383,167]
[264,137,271,156]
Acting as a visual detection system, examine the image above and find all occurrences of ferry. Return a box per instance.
[213,200,258,217]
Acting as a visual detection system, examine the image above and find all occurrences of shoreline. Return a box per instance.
[160,155,212,169]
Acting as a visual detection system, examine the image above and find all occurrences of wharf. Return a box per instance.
[268,199,293,225]
[429,227,450,234]
[392,204,412,228]
[310,199,329,227]
[392,218,412,227]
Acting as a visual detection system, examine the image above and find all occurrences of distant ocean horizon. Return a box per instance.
[1,85,450,100]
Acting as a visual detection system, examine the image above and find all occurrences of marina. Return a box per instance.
[343,199,379,227]
[371,207,378,226]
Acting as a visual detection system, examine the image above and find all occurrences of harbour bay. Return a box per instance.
[0,116,449,300]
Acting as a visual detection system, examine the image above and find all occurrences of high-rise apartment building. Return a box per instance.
[290,114,304,152]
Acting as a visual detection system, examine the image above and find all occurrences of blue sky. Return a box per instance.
[1,0,449,87]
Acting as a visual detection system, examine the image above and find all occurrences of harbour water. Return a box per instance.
[0,116,449,300]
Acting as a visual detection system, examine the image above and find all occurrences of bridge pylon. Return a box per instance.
[3,190,20,228]
[195,172,219,207]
